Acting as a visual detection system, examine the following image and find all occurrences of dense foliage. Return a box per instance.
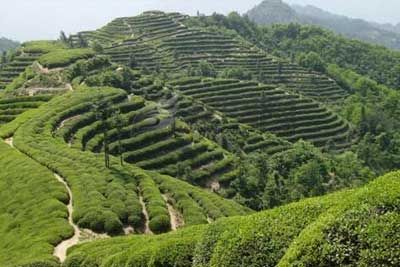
[247,0,400,50]
[327,64,400,173]
[232,141,373,210]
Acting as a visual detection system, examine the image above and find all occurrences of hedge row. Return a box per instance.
[0,141,71,266]
[64,171,400,267]
[39,48,95,68]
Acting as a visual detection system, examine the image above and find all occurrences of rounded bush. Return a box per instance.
[128,214,143,228]
[104,215,123,235]
[77,209,104,232]
[149,215,171,234]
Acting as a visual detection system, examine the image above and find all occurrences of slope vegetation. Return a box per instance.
[64,170,400,266]
[75,11,348,104]
[0,141,71,267]
[169,77,352,149]
[2,86,250,239]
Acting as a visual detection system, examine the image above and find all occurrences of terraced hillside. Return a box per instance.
[0,95,53,125]
[55,87,239,186]
[2,86,250,235]
[169,77,353,150]
[74,11,348,104]
[0,41,68,90]
[128,75,292,156]
[64,170,400,267]
[0,52,40,90]
[2,9,398,267]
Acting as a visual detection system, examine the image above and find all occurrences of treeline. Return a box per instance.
[187,13,400,89]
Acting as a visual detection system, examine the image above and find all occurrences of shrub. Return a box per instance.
[149,215,172,234]
[39,48,95,68]
[103,211,124,234]
[23,40,66,54]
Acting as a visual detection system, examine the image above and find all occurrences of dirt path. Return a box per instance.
[4,137,14,148]
[55,115,80,132]
[206,178,221,192]
[2,137,80,261]
[139,196,152,234]
[66,83,73,92]
[3,136,107,261]
[123,226,134,235]
[80,229,109,242]
[162,195,184,231]
[123,19,135,38]
[53,174,80,263]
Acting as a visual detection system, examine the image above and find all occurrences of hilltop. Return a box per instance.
[0,10,399,267]
[247,0,400,50]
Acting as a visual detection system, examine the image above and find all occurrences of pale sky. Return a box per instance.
[0,0,399,42]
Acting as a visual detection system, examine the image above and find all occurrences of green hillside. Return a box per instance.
[64,170,400,267]
[0,9,399,267]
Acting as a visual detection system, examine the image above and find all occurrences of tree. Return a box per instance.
[93,99,112,168]
[113,110,126,166]
[393,64,400,88]
[59,31,68,44]
[128,53,137,68]
[68,36,74,48]
[91,41,104,54]
[298,52,326,73]
[77,33,88,48]
[1,51,7,65]
[171,112,177,138]
[196,60,216,77]
[221,67,252,80]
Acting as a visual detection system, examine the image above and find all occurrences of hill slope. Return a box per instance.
[247,0,400,50]
[0,10,397,267]
[64,170,400,266]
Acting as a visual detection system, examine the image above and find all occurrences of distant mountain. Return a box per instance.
[247,0,400,50]
[246,0,298,25]
[0,37,19,53]
[372,22,400,34]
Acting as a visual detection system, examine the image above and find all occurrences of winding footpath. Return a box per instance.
[139,195,153,234]
[53,173,81,263]
[3,137,80,263]
[162,194,184,230]
[4,137,14,148]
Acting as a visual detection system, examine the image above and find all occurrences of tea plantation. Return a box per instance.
[0,10,399,267]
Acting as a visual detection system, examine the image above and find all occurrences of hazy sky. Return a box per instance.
[1,0,399,42]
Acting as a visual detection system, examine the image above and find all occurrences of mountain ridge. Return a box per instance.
[247,0,400,50]
[0,37,19,53]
